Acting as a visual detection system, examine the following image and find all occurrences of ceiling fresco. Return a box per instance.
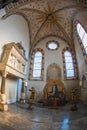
[2,0,87,54]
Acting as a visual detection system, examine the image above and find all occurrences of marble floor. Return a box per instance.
[0,102,87,130]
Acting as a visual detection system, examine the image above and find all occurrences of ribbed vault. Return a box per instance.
[2,0,87,54]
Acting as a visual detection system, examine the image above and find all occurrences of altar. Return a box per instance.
[43,79,66,108]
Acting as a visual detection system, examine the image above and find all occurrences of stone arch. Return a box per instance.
[46,63,61,81]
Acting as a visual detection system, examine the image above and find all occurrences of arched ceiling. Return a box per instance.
[2,0,87,54]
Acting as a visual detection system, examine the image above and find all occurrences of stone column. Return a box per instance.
[0,71,8,111]
[20,79,25,103]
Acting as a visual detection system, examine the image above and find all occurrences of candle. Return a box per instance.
[25,82,27,86]
[79,81,82,86]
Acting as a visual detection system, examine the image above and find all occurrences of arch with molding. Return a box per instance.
[46,63,61,81]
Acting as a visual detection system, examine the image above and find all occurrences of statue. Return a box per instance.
[47,83,59,107]
[48,83,59,98]
[28,87,35,110]
[43,80,66,107]
[70,88,78,111]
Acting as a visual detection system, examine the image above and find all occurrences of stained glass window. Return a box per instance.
[77,23,87,54]
[64,51,75,78]
[33,52,42,78]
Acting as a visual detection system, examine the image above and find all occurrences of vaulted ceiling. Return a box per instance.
[1,0,87,54]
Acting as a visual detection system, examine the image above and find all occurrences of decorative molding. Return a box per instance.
[0,43,27,79]
[46,40,59,51]
[5,0,41,12]
[5,1,21,12]
[29,48,44,81]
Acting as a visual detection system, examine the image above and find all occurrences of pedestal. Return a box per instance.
[48,98,58,109]
[0,93,8,111]
[20,92,25,104]
[0,72,8,112]
[0,103,8,111]
[71,103,78,111]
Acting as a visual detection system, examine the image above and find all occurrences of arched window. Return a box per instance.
[29,48,44,80]
[77,23,87,54]
[62,47,78,80]
[64,51,75,78]
[33,51,42,78]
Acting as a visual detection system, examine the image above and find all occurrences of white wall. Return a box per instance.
[0,9,30,103]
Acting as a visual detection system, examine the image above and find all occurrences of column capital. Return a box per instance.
[22,79,25,82]
[2,71,8,78]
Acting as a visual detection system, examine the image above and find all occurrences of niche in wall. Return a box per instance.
[47,63,61,81]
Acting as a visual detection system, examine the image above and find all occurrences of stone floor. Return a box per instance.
[0,102,87,130]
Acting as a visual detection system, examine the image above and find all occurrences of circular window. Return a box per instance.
[47,41,58,50]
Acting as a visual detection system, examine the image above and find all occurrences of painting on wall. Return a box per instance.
[47,63,61,81]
